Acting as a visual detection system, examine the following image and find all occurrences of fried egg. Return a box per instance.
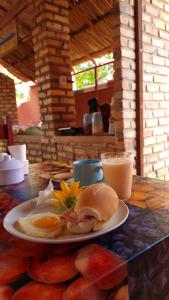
[17,212,64,238]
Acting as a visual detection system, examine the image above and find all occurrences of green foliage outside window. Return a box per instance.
[97,64,114,83]
[73,60,95,73]
[72,53,114,90]
[75,69,95,90]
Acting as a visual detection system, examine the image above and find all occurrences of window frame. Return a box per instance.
[72,59,114,91]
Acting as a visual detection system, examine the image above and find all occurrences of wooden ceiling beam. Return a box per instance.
[0,0,29,29]
[71,4,112,44]
[12,63,34,80]
[71,9,114,37]
[72,45,113,66]
[18,14,34,30]
[69,0,83,9]
[2,35,33,63]
[19,34,32,44]
[0,58,32,81]
[71,40,95,63]
[0,1,34,33]
[13,51,34,67]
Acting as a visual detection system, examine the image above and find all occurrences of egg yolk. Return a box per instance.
[33,216,59,229]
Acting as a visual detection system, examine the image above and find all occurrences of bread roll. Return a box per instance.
[75,183,119,221]
[67,183,119,234]
[67,218,95,234]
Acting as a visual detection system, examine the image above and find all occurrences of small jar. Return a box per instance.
[108,119,116,136]
[92,112,103,135]
[83,113,92,135]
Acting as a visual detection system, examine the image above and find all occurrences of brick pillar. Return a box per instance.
[119,0,136,154]
[0,73,18,123]
[111,0,136,154]
[104,0,125,151]
[32,0,75,138]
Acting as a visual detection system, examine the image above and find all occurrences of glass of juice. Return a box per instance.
[101,152,134,200]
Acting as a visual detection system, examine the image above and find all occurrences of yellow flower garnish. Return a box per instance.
[53,181,84,209]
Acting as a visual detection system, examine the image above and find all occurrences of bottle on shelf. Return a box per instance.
[92,112,103,135]
[108,118,116,135]
[83,113,92,135]
[108,96,116,136]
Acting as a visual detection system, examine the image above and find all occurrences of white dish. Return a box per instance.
[3,199,129,244]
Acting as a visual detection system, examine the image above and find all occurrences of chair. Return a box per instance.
[0,116,14,146]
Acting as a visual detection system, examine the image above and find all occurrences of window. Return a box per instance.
[72,53,114,91]
[72,69,95,90]
[97,63,114,85]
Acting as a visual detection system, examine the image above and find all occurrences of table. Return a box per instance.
[1,162,169,300]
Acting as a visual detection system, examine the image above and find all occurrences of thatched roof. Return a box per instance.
[0,0,116,81]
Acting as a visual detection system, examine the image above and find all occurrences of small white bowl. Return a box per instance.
[0,154,24,185]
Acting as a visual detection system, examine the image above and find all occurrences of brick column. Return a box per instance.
[32,0,75,137]
[107,1,125,151]
[0,73,18,123]
[111,1,136,154]
[118,1,136,154]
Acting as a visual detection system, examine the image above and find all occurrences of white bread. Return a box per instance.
[75,183,119,221]
[67,183,119,234]
[67,218,95,234]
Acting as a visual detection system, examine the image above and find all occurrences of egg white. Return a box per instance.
[17,212,64,238]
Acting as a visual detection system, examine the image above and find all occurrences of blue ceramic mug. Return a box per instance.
[73,159,103,186]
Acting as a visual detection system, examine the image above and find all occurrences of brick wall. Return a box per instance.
[14,135,43,163]
[100,0,136,167]
[0,135,43,163]
[2,1,169,180]
[32,0,77,161]
[28,0,169,180]
[31,0,134,164]
[54,135,124,163]
[0,73,17,123]
[118,0,136,154]
[143,0,169,179]
[32,0,75,137]
[12,134,124,165]
[0,133,138,174]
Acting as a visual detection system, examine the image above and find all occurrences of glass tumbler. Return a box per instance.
[101,152,134,200]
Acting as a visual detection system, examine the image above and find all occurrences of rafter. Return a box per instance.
[69,0,83,9]
[72,45,113,66]
[70,9,114,37]
[18,13,34,30]
[0,58,33,81]
[0,0,29,29]
[71,39,95,63]
[73,4,112,43]
[13,51,34,68]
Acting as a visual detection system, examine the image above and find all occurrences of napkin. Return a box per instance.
[37,181,54,206]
